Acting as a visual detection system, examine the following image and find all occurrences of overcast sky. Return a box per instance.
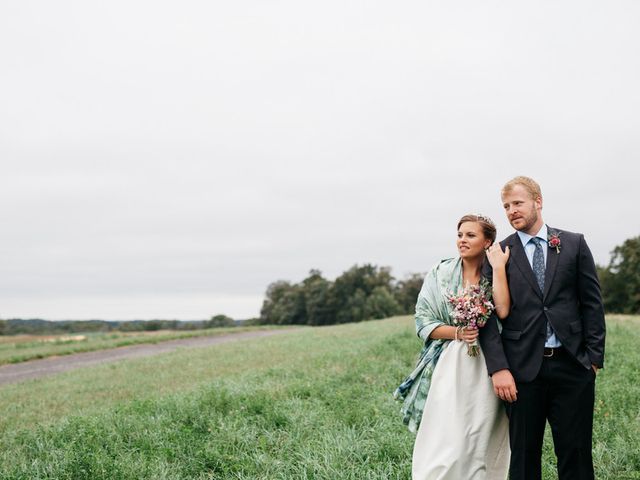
[1,1,639,320]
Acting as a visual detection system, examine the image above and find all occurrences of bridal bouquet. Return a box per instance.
[447,283,494,357]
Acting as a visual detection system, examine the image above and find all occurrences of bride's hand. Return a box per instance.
[486,243,509,269]
[459,326,478,344]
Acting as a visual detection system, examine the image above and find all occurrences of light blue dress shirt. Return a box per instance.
[516,224,562,348]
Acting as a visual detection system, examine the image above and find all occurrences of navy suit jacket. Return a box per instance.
[479,227,606,382]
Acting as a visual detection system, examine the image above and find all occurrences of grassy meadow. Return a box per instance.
[0,315,638,479]
[0,325,285,366]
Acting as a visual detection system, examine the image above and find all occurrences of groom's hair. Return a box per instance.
[502,176,542,200]
[457,214,497,243]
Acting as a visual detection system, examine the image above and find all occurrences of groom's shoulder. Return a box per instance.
[549,226,584,243]
[499,228,586,244]
[499,232,519,246]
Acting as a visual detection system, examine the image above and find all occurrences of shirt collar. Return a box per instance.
[517,224,548,247]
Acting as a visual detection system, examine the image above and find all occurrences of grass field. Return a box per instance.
[0,325,285,366]
[0,315,638,479]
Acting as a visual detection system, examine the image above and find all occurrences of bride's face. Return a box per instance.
[457,221,491,259]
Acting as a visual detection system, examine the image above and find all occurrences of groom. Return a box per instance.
[479,176,606,480]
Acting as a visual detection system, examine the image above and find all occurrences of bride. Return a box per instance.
[394,214,511,480]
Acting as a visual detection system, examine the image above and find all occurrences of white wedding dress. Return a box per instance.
[412,340,510,480]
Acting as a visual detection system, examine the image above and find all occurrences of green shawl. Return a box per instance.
[394,257,462,433]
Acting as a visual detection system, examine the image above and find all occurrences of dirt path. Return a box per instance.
[0,328,300,387]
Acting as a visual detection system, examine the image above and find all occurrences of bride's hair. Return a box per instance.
[457,214,497,244]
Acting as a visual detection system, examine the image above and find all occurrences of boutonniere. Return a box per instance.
[547,231,561,253]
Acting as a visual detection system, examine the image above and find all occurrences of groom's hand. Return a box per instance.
[492,369,517,403]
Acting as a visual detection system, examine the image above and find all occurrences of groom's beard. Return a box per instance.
[510,210,539,232]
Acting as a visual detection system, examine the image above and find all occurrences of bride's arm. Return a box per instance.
[430,325,478,343]
[486,243,511,319]
[429,325,457,340]
[492,265,511,319]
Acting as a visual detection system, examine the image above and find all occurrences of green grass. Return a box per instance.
[0,325,286,366]
[0,315,637,479]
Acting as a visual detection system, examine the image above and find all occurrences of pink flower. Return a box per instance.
[548,232,561,254]
[446,283,495,357]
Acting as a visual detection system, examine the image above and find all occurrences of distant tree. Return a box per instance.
[260,281,307,325]
[330,264,396,323]
[257,264,429,326]
[144,320,164,331]
[599,236,640,314]
[394,272,425,314]
[163,320,180,330]
[119,321,138,332]
[206,314,235,328]
[336,288,368,323]
[364,286,402,319]
[241,317,262,326]
[302,270,335,325]
[0,319,6,335]
[597,265,623,313]
[63,322,76,333]
[179,321,201,330]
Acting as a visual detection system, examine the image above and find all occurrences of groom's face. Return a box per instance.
[501,185,542,234]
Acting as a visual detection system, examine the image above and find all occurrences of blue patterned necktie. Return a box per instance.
[531,237,555,341]
[530,237,545,293]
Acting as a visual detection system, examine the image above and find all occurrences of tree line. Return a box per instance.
[0,315,236,336]
[256,234,640,326]
[257,265,423,326]
[1,235,637,335]
[597,235,640,314]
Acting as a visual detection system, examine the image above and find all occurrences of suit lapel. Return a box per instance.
[543,227,560,299]
[507,233,543,299]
